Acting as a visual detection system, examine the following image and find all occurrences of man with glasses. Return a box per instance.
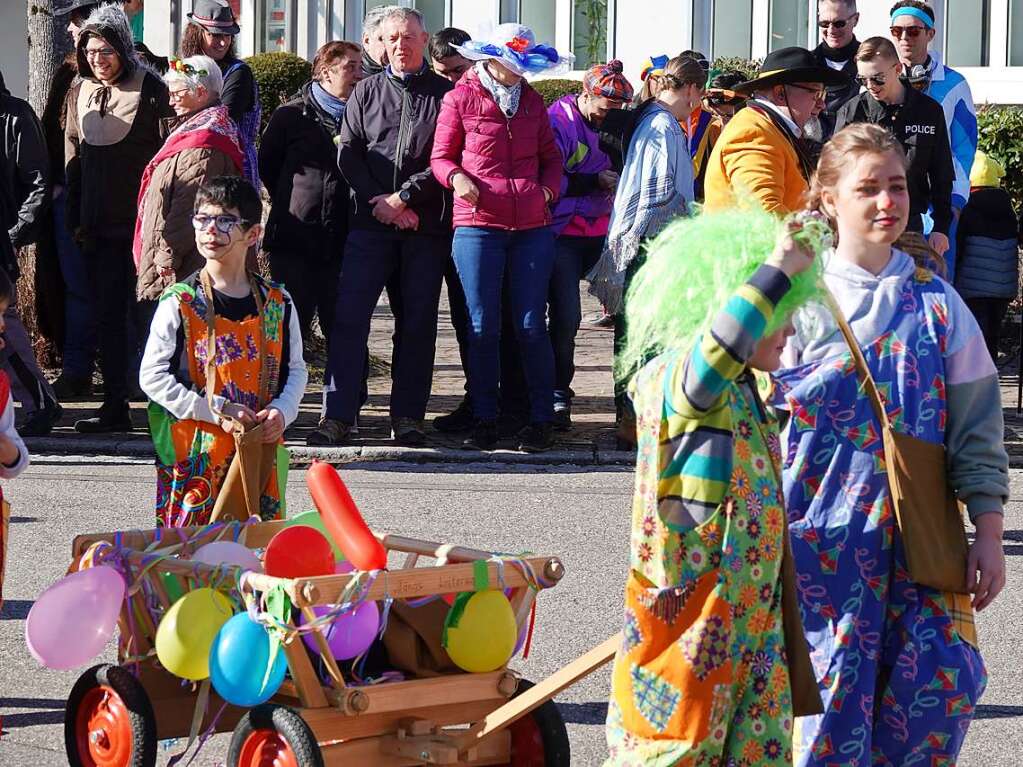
[890,0,977,281]
[704,47,845,215]
[65,4,172,432]
[835,36,953,257]
[811,0,861,140]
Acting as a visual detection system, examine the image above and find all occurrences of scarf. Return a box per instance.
[311,81,346,124]
[475,61,522,119]
[131,104,243,269]
[818,36,859,63]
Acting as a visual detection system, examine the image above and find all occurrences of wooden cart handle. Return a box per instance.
[452,633,621,753]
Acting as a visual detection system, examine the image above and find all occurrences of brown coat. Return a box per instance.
[136,144,240,300]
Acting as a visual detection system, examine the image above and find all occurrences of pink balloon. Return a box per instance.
[26,565,125,670]
[192,541,262,572]
[300,601,379,661]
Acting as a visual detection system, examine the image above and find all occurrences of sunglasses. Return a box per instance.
[890,25,927,39]
[818,17,855,29]
[787,83,826,101]
[192,214,247,235]
[855,73,890,87]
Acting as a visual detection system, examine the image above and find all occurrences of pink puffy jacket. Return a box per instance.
[431,68,563,231]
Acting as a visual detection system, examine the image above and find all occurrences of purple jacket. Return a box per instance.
[548,95,614,236]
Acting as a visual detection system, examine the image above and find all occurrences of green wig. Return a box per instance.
[615,206,830,384]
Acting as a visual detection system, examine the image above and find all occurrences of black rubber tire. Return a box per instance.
[64,663,157,767]
[228,703,324,767]
[507,678,571,766]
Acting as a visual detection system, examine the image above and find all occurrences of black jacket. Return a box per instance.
[0,72,49,276]
[338,64,453,236]
[259,82,349,259]
[955,187,1021,300]
[812,40,860,140]
[836,86,955,235]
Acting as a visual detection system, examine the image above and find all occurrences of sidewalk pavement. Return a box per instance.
[28,284,631,466]
[25,285,1023,467]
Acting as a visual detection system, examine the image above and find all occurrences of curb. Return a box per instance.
[24,436,638,468]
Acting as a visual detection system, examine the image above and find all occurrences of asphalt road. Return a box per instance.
[1,458,1021,766]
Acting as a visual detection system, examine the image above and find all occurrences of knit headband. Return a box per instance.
[891,7,935,28]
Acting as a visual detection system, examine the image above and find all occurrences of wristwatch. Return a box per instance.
[398,188,412,204]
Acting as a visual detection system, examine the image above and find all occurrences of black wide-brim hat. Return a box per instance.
[735,47,849,94]
[54,0,99,16]
[187,0,241,35]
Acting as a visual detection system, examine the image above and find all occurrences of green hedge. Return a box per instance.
[977,106,1023,213]
[711,57,760,81]
[246,52,312,132]
[531,78,583,107]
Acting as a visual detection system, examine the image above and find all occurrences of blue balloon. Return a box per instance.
[209,613,287,707]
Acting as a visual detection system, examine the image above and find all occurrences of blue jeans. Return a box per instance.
[54,188,96,378]
[452,226,555,423]
[549,236,603,406]
[322,229,447,423]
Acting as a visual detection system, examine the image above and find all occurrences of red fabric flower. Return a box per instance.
[506,36,530,53]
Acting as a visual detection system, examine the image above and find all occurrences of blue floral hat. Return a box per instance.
[454,23,574,77]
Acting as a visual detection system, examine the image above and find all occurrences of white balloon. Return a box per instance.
[191,541,262,572]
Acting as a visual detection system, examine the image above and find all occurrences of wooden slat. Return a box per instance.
[281,624,330,708]
[453,634,621,752]
[300,606,347,690]
[320,671,509,714]
[317,724,510,767]
[242,556,562,608]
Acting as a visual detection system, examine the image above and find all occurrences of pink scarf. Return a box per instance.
[132,104,243,269]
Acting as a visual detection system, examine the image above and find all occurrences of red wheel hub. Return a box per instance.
[237,728,300,767]
[75,686,134,767]
[501,714,546,766]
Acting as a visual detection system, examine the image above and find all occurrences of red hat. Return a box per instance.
[583,60,634,103]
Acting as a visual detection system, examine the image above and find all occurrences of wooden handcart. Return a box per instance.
[64,520,619,767]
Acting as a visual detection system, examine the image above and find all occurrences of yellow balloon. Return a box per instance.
[445,590,517,673]
[155,588,234,680]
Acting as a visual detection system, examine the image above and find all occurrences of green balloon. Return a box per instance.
[285,510,346,561]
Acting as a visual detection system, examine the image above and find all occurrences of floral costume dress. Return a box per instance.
[775,251,1008,765]
[606,265,819,766]
[148,272,287,527]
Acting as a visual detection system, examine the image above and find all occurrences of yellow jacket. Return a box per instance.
[703,104,809,215]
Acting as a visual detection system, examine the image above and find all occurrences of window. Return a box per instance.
[413,0,447,33]
[713,0,753,59]
[769,0,808,51]
[500,1,557,46]
[945,0,989,66]
[1009,0,1023,65]
[260,0,292,52]
[573,0,607,69]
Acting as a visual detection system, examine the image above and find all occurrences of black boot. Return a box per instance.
[75,401,133,434]
[19,403,63,437]
[462,420,498,451]
[433,395,475,433]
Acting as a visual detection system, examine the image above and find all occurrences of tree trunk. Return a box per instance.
[24,1,71,367]
[26,1,71,118]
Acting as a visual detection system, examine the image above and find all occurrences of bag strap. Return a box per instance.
[821,289,892,431]
[200,269,269,431]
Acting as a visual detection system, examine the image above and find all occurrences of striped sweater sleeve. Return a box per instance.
[669,264,792,417]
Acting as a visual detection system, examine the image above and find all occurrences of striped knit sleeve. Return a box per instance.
[668,264,791,417]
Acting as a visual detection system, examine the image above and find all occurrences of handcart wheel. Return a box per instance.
[497,679,570,767]
[64,664,157,767]
[228,703,324,767]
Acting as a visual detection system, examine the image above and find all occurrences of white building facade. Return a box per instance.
[1,1,1021,104]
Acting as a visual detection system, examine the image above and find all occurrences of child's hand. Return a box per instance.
[255,407,285,443]
[767,221,816,278]
[967,512,1006,611]
[0,433,18,466]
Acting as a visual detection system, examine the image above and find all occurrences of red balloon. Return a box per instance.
[306,461,388,571]
[263,526,335,579]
